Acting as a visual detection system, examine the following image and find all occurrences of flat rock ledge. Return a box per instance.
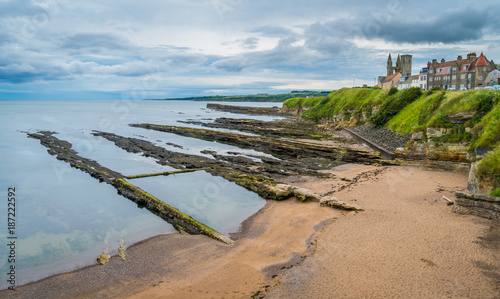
[320,196,364,211]
[271,184,364,211]
[453,191,500,220]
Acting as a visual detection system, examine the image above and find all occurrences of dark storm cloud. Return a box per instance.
[375,6,499,43]
[213,37,311,72]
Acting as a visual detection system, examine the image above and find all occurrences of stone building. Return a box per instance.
[427,52,496,90]
[380,72,402,90]
[387,54,412,77]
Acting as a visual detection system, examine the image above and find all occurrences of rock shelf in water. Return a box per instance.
[27,131,233,244]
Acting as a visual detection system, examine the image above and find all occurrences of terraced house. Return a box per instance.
[427,52,496,90]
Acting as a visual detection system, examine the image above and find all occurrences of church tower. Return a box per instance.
[387,54,394,76]
[396,54,402,73]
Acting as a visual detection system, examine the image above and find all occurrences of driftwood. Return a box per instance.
[442,196,454,206]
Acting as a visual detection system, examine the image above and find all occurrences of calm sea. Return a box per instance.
[0,99,280,288]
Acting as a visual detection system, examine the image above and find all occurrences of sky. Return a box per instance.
[1,0,499,100]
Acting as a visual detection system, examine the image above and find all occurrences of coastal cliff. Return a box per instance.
[283,87,500,198]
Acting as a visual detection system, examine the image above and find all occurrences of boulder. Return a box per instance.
[290,186,322,202]
[426,127,443,139]
[412,131,424,140]
[447,110,476,124]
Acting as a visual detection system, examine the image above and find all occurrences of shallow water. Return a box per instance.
[0,100,278,288]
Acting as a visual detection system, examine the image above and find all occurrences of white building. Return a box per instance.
[411,75,420,88]
[419,67,428,90]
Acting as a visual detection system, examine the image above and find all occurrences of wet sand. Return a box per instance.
[3,165,499,298]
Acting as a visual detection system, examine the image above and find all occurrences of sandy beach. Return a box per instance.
[3,164,499,298]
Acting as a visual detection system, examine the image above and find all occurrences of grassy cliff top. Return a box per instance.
[285,87,500,151]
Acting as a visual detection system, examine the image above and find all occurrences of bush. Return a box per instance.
[388,87,398,96]
[476,146,500,193]
[425,86,441,96]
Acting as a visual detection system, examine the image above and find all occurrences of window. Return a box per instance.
[484,67,487,71]
[430,70,434,74]
[480,76,483,80]
[468,84,471,88]
[468,74,472,78]
[429,77,433,82]
[452,75,456,80]
[461,74,465,79]
[452,85,456,89]
[460,84,464,88]
[452,67,457,71]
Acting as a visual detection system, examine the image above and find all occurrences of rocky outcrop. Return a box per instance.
[206,103,282,116]
[114,179,233,244]
[396,141,469,162]
[27,131,234,244]
[179,118,332,140]
[453,191,500,220]
[271,184,363,210]
[129,123,385,168]
[320,196,364,211]
[27,131,124,184]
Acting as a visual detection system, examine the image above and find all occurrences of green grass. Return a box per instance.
[470,100,500,150]
[283,96,325,109]
[386,91,445,134]
[476,145,500,194]
[370,87,422,127]
[286,88,387,121]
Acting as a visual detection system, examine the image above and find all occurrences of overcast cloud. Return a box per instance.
[1,0,499,99]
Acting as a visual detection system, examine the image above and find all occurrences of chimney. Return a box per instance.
[441,58,446,63]
[457,55,463,60]
[432,59,437,64]
[467,52,477,60]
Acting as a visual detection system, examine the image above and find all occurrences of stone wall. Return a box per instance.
[453,191,500,220]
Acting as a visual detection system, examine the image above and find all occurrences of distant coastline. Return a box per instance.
[153,90,330,102]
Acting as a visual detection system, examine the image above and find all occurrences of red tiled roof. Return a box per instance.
[413,75,419,80]
[430,57,478,74]
[460,64,471,73]
[433,61,455,68]
[435,67,450,76]
[383,72,400,83]
[476,52,488,66]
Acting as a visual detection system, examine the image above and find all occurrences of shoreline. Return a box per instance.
[3,200,271,293]
[3,164,498,298]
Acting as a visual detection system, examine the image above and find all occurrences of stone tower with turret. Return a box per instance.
[387,53,412,77]
[400,55,412,77]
